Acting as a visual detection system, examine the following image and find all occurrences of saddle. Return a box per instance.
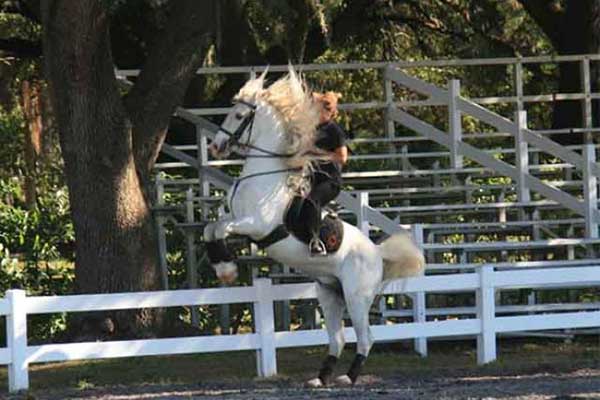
[256,196,344,253]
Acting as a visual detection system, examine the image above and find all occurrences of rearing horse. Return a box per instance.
[204,68,425,386]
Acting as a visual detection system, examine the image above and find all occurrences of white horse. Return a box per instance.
[204,68,424,386]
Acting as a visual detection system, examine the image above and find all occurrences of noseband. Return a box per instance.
[217,99,257,149]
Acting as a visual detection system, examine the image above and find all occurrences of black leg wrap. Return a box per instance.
[347,354,367,383]
[205,239,235,264]
[317,355,338,385]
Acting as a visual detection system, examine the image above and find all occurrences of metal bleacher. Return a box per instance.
[117,54,600,334]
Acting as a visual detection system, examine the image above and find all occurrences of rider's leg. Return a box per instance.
[307,175,341,256]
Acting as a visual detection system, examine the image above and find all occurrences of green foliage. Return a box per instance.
[0,11,40,41]
[0,188,74,269]
[0,106,25,182]
[0,105,74,342]
[0,107,74,275]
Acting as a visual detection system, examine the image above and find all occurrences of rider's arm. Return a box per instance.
[333,145,348,165]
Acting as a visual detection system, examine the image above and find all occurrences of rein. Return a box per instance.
[218,100,307,214]
[229,167,304,214]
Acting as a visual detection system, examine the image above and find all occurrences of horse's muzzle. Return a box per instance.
[209,141,229,159]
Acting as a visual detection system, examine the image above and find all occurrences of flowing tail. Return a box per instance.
[378,233,425,282]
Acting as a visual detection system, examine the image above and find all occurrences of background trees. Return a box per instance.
[0,0,596,339]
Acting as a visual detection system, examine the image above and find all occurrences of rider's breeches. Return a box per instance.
[307,171,341,236]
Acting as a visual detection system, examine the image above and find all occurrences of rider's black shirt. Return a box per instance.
[315,121,346,177]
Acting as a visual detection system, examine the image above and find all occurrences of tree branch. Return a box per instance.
[125,0,216,174]
[384,14,471,42]
[516,0,562,44]
[0,37,42,57]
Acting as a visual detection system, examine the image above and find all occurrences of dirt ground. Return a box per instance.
[4,338,600,400]
[9,368,600,400]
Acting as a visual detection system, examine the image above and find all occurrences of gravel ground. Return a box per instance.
[10,368,600,400]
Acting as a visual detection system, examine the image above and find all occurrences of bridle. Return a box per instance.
[216,100,297,159]
[216,100,307,213]
[217,99,256,149]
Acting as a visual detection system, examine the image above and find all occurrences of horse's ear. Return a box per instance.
[287,62,298,79]
[287,63,305,93]
[258,67,269,85]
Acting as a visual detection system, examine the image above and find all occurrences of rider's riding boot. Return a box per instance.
[309,235,327,256]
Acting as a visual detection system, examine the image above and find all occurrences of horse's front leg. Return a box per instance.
[204,216,268,284]
[213,215,267,241]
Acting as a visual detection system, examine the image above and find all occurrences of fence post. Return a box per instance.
[583,143,598,239]
[515,111,530,205]
[514,61,524,113]
[196,123,211,214]
[155,179,169,290]
[476,265,496,364]
[358,192,370,236]
[384,65,396,148]
[7,289,28,392]
[185,188,199,327]
[254,278,277,377]
[581,57,593,144]
[448,79,463,169]
[411,224,427,357]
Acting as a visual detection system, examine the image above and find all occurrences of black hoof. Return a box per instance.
[317,355,338,385]
[347,354,367,383]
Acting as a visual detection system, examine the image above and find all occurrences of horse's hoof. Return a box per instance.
[306,377,324,388]
[334,375,353,386]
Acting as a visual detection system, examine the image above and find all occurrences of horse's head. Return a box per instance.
[210,100,258,158]
[210,66,321,168]
[210,71,268,159]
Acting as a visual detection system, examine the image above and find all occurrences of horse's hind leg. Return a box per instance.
[306,282,346,388]
[335,257,379,386]
[334,293,374,385]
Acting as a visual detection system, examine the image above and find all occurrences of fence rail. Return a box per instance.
[385,67,600,236]
[3,266,600,392]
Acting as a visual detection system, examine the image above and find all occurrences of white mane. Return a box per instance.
[234,68,322,168]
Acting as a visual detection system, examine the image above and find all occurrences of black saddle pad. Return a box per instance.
[284,196,344,253]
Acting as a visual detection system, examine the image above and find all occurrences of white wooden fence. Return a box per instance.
[2,265,600,392]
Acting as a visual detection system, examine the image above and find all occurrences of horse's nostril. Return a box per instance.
[209,142,224,158]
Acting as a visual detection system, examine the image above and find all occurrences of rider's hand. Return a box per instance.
[333,146,348,165]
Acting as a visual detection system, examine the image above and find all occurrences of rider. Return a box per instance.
[308,91,348,256]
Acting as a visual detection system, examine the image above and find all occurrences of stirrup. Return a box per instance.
[309,237,327,256]
[325,207,339,219]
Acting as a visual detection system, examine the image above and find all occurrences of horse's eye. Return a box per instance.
[235,112,244,120]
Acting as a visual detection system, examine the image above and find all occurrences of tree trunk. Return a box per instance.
[42,1,214,337]
[518,0,600,143]
[552,1,589,135]
[42,1,160,337]
[285,0,314,63]
[21,80,43,209]
[590,0,600,133]
[212,0,264,106]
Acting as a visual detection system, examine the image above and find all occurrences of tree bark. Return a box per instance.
[211,0,265,106]
[552,1,589,133]
[20,80,43,209]
[42,0,214,337]
[518,0,600,142]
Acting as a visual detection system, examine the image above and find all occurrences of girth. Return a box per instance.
[254,224,290,249]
